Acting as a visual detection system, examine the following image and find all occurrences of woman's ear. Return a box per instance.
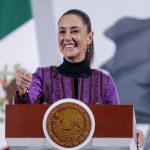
[87,32,94,44]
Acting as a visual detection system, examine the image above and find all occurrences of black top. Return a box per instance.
[57,58,92,78]
[57,58,92,99]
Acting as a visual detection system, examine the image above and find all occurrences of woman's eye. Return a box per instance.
[59,30,65,34]
[72,30,79,34]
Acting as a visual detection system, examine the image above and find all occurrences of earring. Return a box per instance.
[86,44,90,52]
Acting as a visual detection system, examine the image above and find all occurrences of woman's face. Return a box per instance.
[58,14,93,62]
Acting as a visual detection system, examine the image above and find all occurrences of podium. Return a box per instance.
[5,105,137,150]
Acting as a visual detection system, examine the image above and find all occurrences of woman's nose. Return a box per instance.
[64,32,72,41]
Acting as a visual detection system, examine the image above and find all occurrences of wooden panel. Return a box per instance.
[91,105,133,137]
[6,105,133,138]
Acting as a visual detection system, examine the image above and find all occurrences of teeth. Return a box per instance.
[64,44,75,48]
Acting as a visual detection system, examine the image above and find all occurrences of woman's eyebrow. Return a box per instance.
[71,26,80,29]
[59,27,65,30]
[59,26,80,30]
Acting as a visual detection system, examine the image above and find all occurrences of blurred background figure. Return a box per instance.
[101,17,150,150]
[0,64,20,104]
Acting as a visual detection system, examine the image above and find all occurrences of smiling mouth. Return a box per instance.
[64,44,76,49]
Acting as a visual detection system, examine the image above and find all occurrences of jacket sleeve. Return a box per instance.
[106,75,120,105]
[14,67,43,104]
[29,67,43,104]
[14,90,31,104]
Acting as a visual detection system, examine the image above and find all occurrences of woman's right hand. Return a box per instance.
[16,69,32,95]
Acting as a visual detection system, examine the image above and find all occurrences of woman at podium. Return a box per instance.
[14,9,144,149]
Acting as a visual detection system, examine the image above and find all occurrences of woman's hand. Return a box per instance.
[16,69,32,95]
[137,129,144,150]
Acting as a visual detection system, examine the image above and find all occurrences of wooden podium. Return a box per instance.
[5,105,137,150]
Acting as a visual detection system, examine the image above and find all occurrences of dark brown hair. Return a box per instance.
[59,9,94,64]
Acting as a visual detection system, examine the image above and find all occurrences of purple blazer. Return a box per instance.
[15,66,120,105]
